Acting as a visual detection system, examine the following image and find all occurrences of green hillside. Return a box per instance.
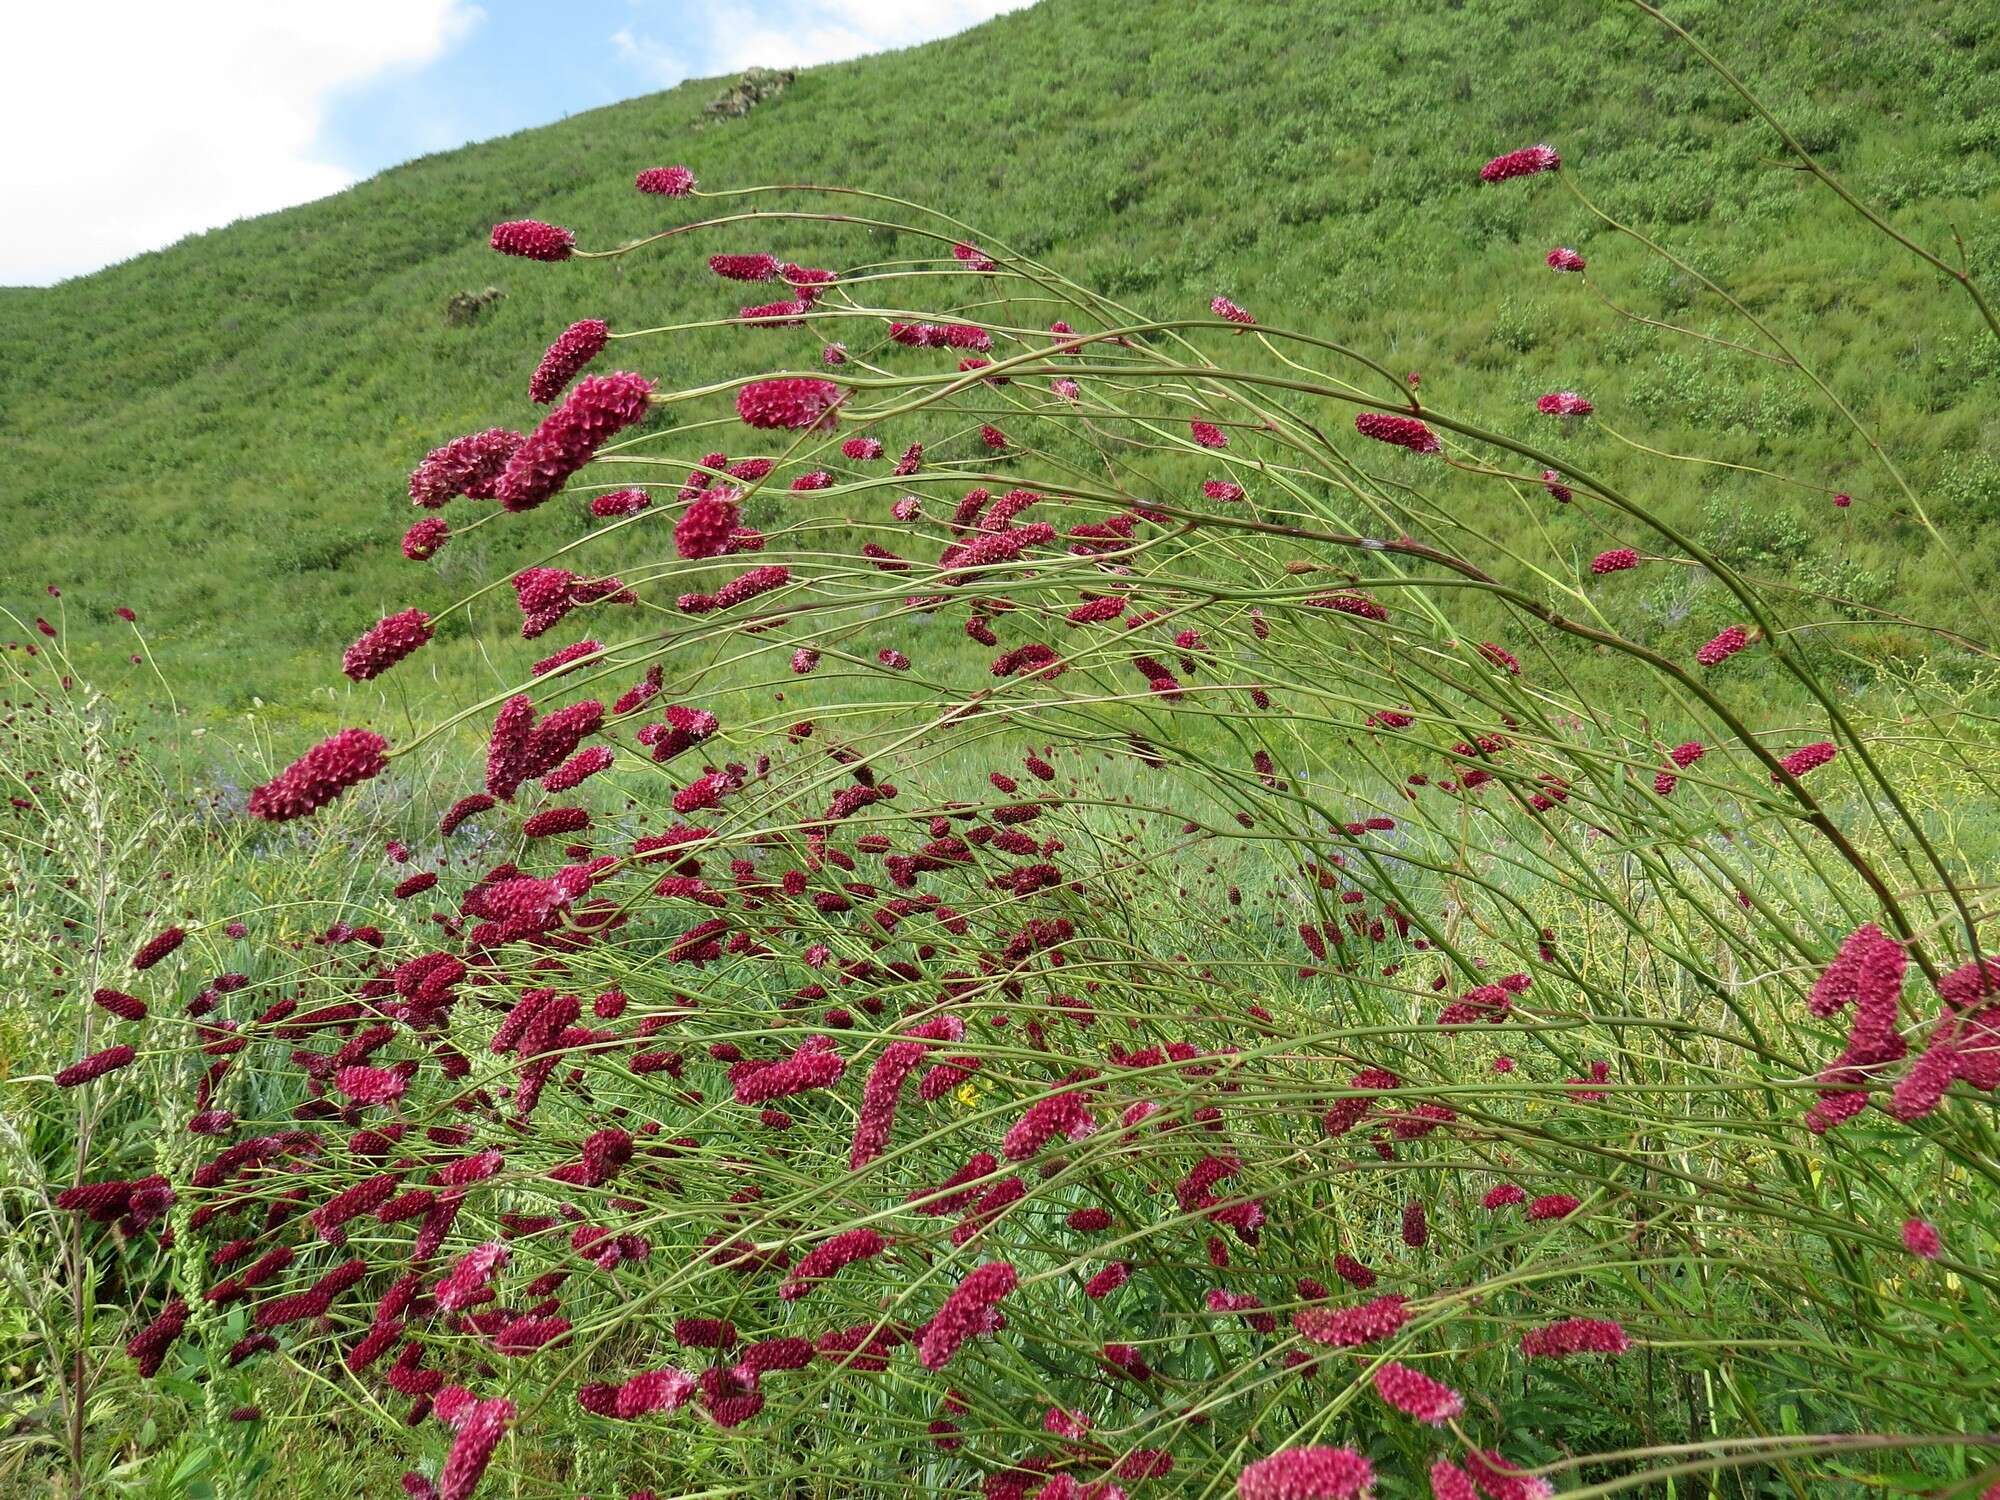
[3,0,1997,724]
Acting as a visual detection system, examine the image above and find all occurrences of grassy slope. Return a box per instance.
[2,0,1997,732]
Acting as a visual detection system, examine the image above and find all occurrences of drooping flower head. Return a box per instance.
[1293,1293,1408,1347]
[779,1228,887,1300]
[490,219,574,261]
[132,926,186,971]
[248,729,390,822]
[513,567,634,638]
[1311,592,1389,622]
[125,1298,188,1377]
[55,1045,138,1088]
[1355,411,1441,454]
[918,1260,1017,1370]
[437,1392,514,1500]
[1372,1361,1463,1425]
[409,428,524,507]
[781,262,837,292]
[1001,1090,1096,1159]
[1237,1446,1375,1500]
[1520,1316,1630,1357]
[1480,144,1561,182]
[710,252,780,282]
[335,1065,409,1106]
[675,491,742,560]
[1653,739,1706,795]
[1211,294,1256,326]
[1696,625,1750,667]
[1808,922,1905,1021]
[342,609,433,682]
[529,318,610,404]
[1084,1262,1130,1298]
[635,165,695,196]
[402,518,449,560]
[1537,390,1594,416]
[1775,740,1838,782]
[496,372,656,511]
[743,295,810,325]
[730,1036,848,1103]
[1463,1450,1554,1500]
[92,988,148,1022]
[737,378,844,431]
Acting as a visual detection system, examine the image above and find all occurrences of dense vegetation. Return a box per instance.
[4,3,2000,1499]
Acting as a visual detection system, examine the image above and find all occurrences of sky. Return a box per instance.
[0,0,1030,287]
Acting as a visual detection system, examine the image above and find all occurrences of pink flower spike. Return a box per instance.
[249,730,389,822]
[635,165,695,195]
[1237,1446,1375,1500]
[403,518,449,560]
[496,372,655,511]
[1774,740,1839,782]
[1480,144,1561,182]
[529,318,610,404]
[1465,1451,1554,1500]
[1520,1316,1630,1357]
[490,220,573,261]
[1355,412,1440,453]
[335,1065,409,1105]
[1590,548,1639,575]
[437,1395,513,1500]
[1537,390,1593,416]
[1697,625,1749,667]
[918,1261,1017,1370]
[1293,1293,1407,1347]
[55,1045,137,1088]
[737,378,843,431]
[342,609,433,682]
[1372,1360,1464,1425]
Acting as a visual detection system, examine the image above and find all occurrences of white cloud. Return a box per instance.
[611,26,689,87]
[613,0,1030,89]
[0,1,482,285]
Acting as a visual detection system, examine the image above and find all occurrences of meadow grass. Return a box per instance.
[4,601,1996,1496]
[5,4,2000,1497]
